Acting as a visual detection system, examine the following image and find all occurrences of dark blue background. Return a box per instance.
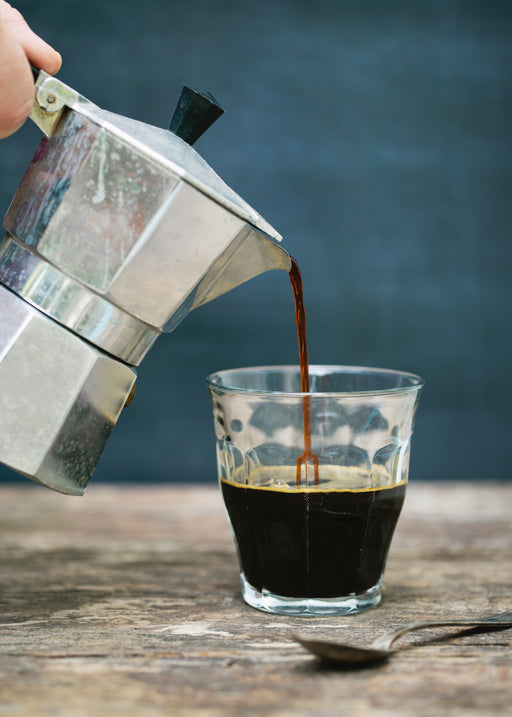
[1,0,511,485]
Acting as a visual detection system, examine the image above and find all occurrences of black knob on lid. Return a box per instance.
[169,86,224,145]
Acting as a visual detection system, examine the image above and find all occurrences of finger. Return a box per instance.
[0,18,34,138]
[0,2,61,74]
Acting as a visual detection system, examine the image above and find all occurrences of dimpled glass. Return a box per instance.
[207,366,423,616]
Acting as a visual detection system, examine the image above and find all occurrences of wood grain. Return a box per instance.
[0,482,510,716]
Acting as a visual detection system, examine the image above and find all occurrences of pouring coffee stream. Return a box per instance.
[289,257,320,485]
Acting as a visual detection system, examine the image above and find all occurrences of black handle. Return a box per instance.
[169,86,224,145]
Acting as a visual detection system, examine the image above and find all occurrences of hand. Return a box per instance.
[0,1,61,138]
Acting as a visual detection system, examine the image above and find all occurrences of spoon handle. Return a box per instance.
[373,609,512,651]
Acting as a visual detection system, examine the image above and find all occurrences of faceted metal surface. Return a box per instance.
[0,235,159,365]
[0,285,136,495]
[5,77,290,334]
[28,71,281,241]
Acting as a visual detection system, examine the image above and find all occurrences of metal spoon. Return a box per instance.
[295,609,512,665]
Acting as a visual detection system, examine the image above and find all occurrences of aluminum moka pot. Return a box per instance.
[0,70,291,495]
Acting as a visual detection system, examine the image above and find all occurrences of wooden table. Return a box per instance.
[0,482,510,716]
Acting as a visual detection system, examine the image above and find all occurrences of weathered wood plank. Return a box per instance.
[0,482,510,716]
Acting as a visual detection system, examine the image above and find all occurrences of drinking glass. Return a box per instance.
[206,365,423,616]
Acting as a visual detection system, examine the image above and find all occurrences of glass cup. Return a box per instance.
[206,365,423,616]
